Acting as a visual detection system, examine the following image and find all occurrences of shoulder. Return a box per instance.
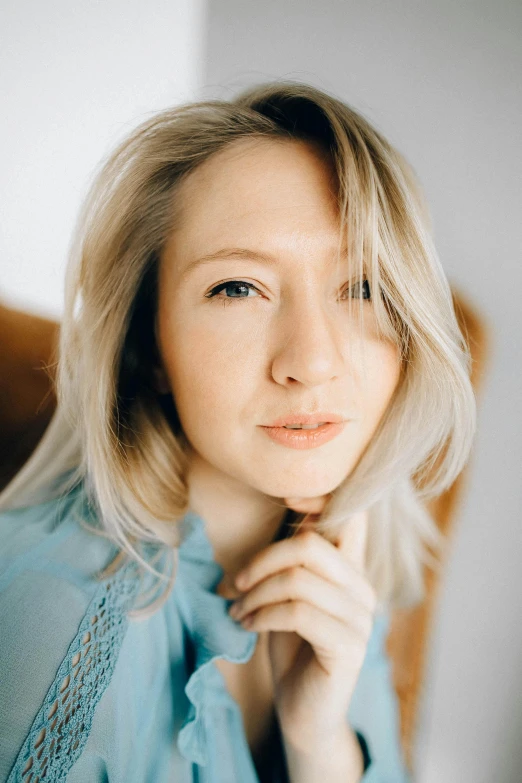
[0,483,130,683]
[0,483,142,782]
[0,479,116,571]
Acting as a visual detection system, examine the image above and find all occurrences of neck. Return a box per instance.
[185,451,288,582]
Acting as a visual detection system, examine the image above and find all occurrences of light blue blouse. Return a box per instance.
[0,479,412,782]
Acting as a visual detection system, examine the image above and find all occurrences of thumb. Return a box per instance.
[336,510,369,574]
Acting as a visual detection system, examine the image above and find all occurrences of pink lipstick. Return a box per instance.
[259,412,347,450]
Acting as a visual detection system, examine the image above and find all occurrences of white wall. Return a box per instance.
[204,2,522,782]
[0,0,205,319]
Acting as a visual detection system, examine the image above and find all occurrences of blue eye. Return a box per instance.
[205,281,261,305]
[348,280,371,300]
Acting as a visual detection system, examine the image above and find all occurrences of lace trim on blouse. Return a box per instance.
[7,561,140,783]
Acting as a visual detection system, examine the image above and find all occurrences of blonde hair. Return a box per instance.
[0,81,476,615]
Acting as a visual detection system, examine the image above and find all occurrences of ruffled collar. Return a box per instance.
[172,509,259,766]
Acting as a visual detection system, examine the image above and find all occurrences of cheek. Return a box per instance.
[157,307,260,431]
[358,341,401,424]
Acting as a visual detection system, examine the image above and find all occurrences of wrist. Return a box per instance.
[282,722,364,783]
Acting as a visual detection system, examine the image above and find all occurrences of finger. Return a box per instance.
[229,565,372,630]
[238,600,369,671]
[234,529,373,606]
[216,573,244,600]
[336,510,369,574]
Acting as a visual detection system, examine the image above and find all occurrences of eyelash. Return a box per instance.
[205,279,372,307]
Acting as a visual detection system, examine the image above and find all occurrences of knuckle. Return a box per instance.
[299,530,317,555]
[286,566,302,591]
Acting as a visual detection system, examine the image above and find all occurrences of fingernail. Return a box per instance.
[228,601,241,618]
[217,575,243,599]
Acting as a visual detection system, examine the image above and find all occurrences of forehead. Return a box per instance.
[165,136,342,266]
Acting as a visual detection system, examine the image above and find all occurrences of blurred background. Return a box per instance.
[1,1,521,781]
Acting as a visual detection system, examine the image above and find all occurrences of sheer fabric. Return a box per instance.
[0,481,411,782]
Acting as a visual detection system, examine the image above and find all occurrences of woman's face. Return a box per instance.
[157,137,401,502]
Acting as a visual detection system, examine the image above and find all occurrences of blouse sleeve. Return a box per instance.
[348,611,413,783]
[0,502,139,783]
[355,729,372,774]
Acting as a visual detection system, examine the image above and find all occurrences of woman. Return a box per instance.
[0,82,475,782]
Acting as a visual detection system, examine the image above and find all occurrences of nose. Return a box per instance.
[271,292,347,388]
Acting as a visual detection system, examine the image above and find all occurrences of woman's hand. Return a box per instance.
[227,494,377,753]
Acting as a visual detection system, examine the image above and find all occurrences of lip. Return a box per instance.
[263,412,346,427]
[262,413,346,449]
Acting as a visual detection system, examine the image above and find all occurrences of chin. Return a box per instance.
[251,471,348,503]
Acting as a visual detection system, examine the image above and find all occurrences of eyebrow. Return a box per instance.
[182,248,278,276]
[182,246,350,276]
